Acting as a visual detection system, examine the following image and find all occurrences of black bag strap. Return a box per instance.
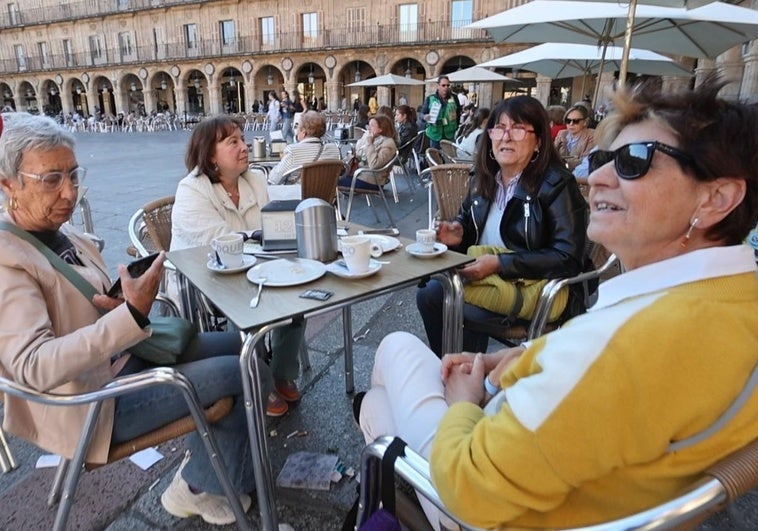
[380,437,407,514]
[0,220,99,304]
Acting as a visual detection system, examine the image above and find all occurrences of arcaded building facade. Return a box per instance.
[0,0,756,118]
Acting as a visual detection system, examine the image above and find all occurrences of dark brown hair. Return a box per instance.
[185,115,243,184]
[596,77,758,244]
[395,104,416,123]
[473,96,561,199]
[370,114,397,142]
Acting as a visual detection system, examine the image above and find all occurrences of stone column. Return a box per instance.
[661,76,691,94]
[208,78,220,115]
[61,88,73,116]
[244,82,254,113]
[174,81,187,118]
[326,80,341,112]
[143,88,156,115]
[534,75,552,107]
[694,58,717,88]
[716,47,745,100]
[377,86,390,108]
[739,40,758,103]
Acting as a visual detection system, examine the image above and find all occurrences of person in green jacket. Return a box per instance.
[421,75,461,149]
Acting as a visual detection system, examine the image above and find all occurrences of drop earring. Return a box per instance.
[530,148,540,163]
[488,150,496,160]
[9,195,18,211]
[681,217,699,247]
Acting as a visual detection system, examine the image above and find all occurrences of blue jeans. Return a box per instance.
[416,279,503,357]
[112,332,270,495]
[337,174,380,191]
[281,118,294,144]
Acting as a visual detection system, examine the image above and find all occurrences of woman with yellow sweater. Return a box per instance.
[356,78,758,530]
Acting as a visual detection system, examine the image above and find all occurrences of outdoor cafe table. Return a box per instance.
[167,232,471,530]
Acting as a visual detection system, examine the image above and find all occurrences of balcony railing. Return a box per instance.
[0,20,491,76]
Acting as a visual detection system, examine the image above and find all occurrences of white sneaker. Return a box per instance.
[160,452,251,525]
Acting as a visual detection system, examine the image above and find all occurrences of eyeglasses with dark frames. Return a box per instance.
[565,118,585,125]
[487,125,535,142]
[588,141,694,180]
[17,167,87,192]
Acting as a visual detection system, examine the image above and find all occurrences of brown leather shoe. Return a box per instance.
[275,380,300,402]
[266,392,288,417]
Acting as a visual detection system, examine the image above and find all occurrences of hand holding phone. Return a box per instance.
[106,253,160,298]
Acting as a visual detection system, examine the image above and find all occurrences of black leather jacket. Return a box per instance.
[454,164,589,280]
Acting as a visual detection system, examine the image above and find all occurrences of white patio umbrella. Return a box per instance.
[347,73,425,87]
[469,1,758,100]
[426,66,518,83]
[480,43,694,78]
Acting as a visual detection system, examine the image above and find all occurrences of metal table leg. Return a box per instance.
[343,306,354,394]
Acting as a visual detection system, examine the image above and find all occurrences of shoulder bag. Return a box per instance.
[0,221,195,365]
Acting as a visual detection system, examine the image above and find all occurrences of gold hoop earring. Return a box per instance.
[681,217,699,247]
[9,195,18,211]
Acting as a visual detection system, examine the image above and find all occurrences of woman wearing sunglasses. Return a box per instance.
[357,78,757,530]
[416,95,589,357]
[554,103,596,171]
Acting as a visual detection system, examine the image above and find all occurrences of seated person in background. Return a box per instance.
[394,105,418,147]
[358,78,758,530]
[354,104,370,129]
[417,96,588,357]
[456,107,490,156]
[338,114,397,192]
[267,111,341,185]
[0,112,260,525]
[555,104,596,171]
[171,115,302,418]
[547,104,567,140]
[454,103,476,140]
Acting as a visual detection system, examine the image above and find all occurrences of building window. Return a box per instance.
[62,39,74,67]
[118,32,135,59]
[260,16,275,47]
[184,23,198,50]
[399,4,418,43]
[220,20,235,47]
[117,0,129,9]
[7,2,20,25]
[153,27,165,60]
[451,0,473,38]
[302,12,318,44]
[38,42,50,68]
[88,35,104,65]
[14,43,26,71]
[346,8,365,34]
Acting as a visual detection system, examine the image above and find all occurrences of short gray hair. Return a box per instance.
[0,113,75,187]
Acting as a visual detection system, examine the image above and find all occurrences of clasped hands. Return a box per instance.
[441,346,525,408]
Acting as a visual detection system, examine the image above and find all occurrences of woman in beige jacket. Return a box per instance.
[338,114,397,190]
[554,104,596,171]
[0,112,255,526]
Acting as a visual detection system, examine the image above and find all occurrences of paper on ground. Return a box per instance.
[129,447,164,470]
[35,454,61,468]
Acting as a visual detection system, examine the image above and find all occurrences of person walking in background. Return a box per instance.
[266,92,280,132]
[280,90,295,144]
[368,91,379,116]
[421,75,461,149]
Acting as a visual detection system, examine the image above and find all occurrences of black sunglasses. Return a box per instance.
[565,118,585,125]
[588,141,694,180]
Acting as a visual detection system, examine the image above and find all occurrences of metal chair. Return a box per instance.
[395,132,423,192]
[439,139,473,163]
[337,151,399,228]
[358,435,758,531]
[425,147,452,167]
[0,369,248,531]
[420,164,472,228]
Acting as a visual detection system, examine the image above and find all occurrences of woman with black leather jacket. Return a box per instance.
[417,96,589,357]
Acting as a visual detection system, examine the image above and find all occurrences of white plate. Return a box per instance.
[406,242,448,259]
[207,255,257,274]
[326,259,382,279]
[363,234,401,253]
[246,258,326,287]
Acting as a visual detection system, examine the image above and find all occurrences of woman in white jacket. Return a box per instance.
[171,116,301,417]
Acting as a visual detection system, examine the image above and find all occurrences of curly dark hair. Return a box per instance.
[596,76,758,244]
[473,96,562,199]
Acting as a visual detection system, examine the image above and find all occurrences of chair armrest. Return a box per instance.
[528,253,619,340]
[277,164,304,185]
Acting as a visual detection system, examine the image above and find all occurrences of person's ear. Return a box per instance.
[694,177,746,229]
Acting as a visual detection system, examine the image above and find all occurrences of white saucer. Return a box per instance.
[207,255,257,274]
[326,259,382,279]
[406,242,448,259]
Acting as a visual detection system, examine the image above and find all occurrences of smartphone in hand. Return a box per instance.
[106,253,160,298]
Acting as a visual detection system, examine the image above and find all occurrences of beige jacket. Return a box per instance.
[355,134,397,186]
[555,128,596,171]
[0,215,149,463]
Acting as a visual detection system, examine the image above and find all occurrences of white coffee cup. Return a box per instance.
[212,233,244,268]
[339,235,371,274]
[416,229,437,253]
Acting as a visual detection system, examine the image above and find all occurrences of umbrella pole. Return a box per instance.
[619,0,638,86]
[592,43,609,110]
